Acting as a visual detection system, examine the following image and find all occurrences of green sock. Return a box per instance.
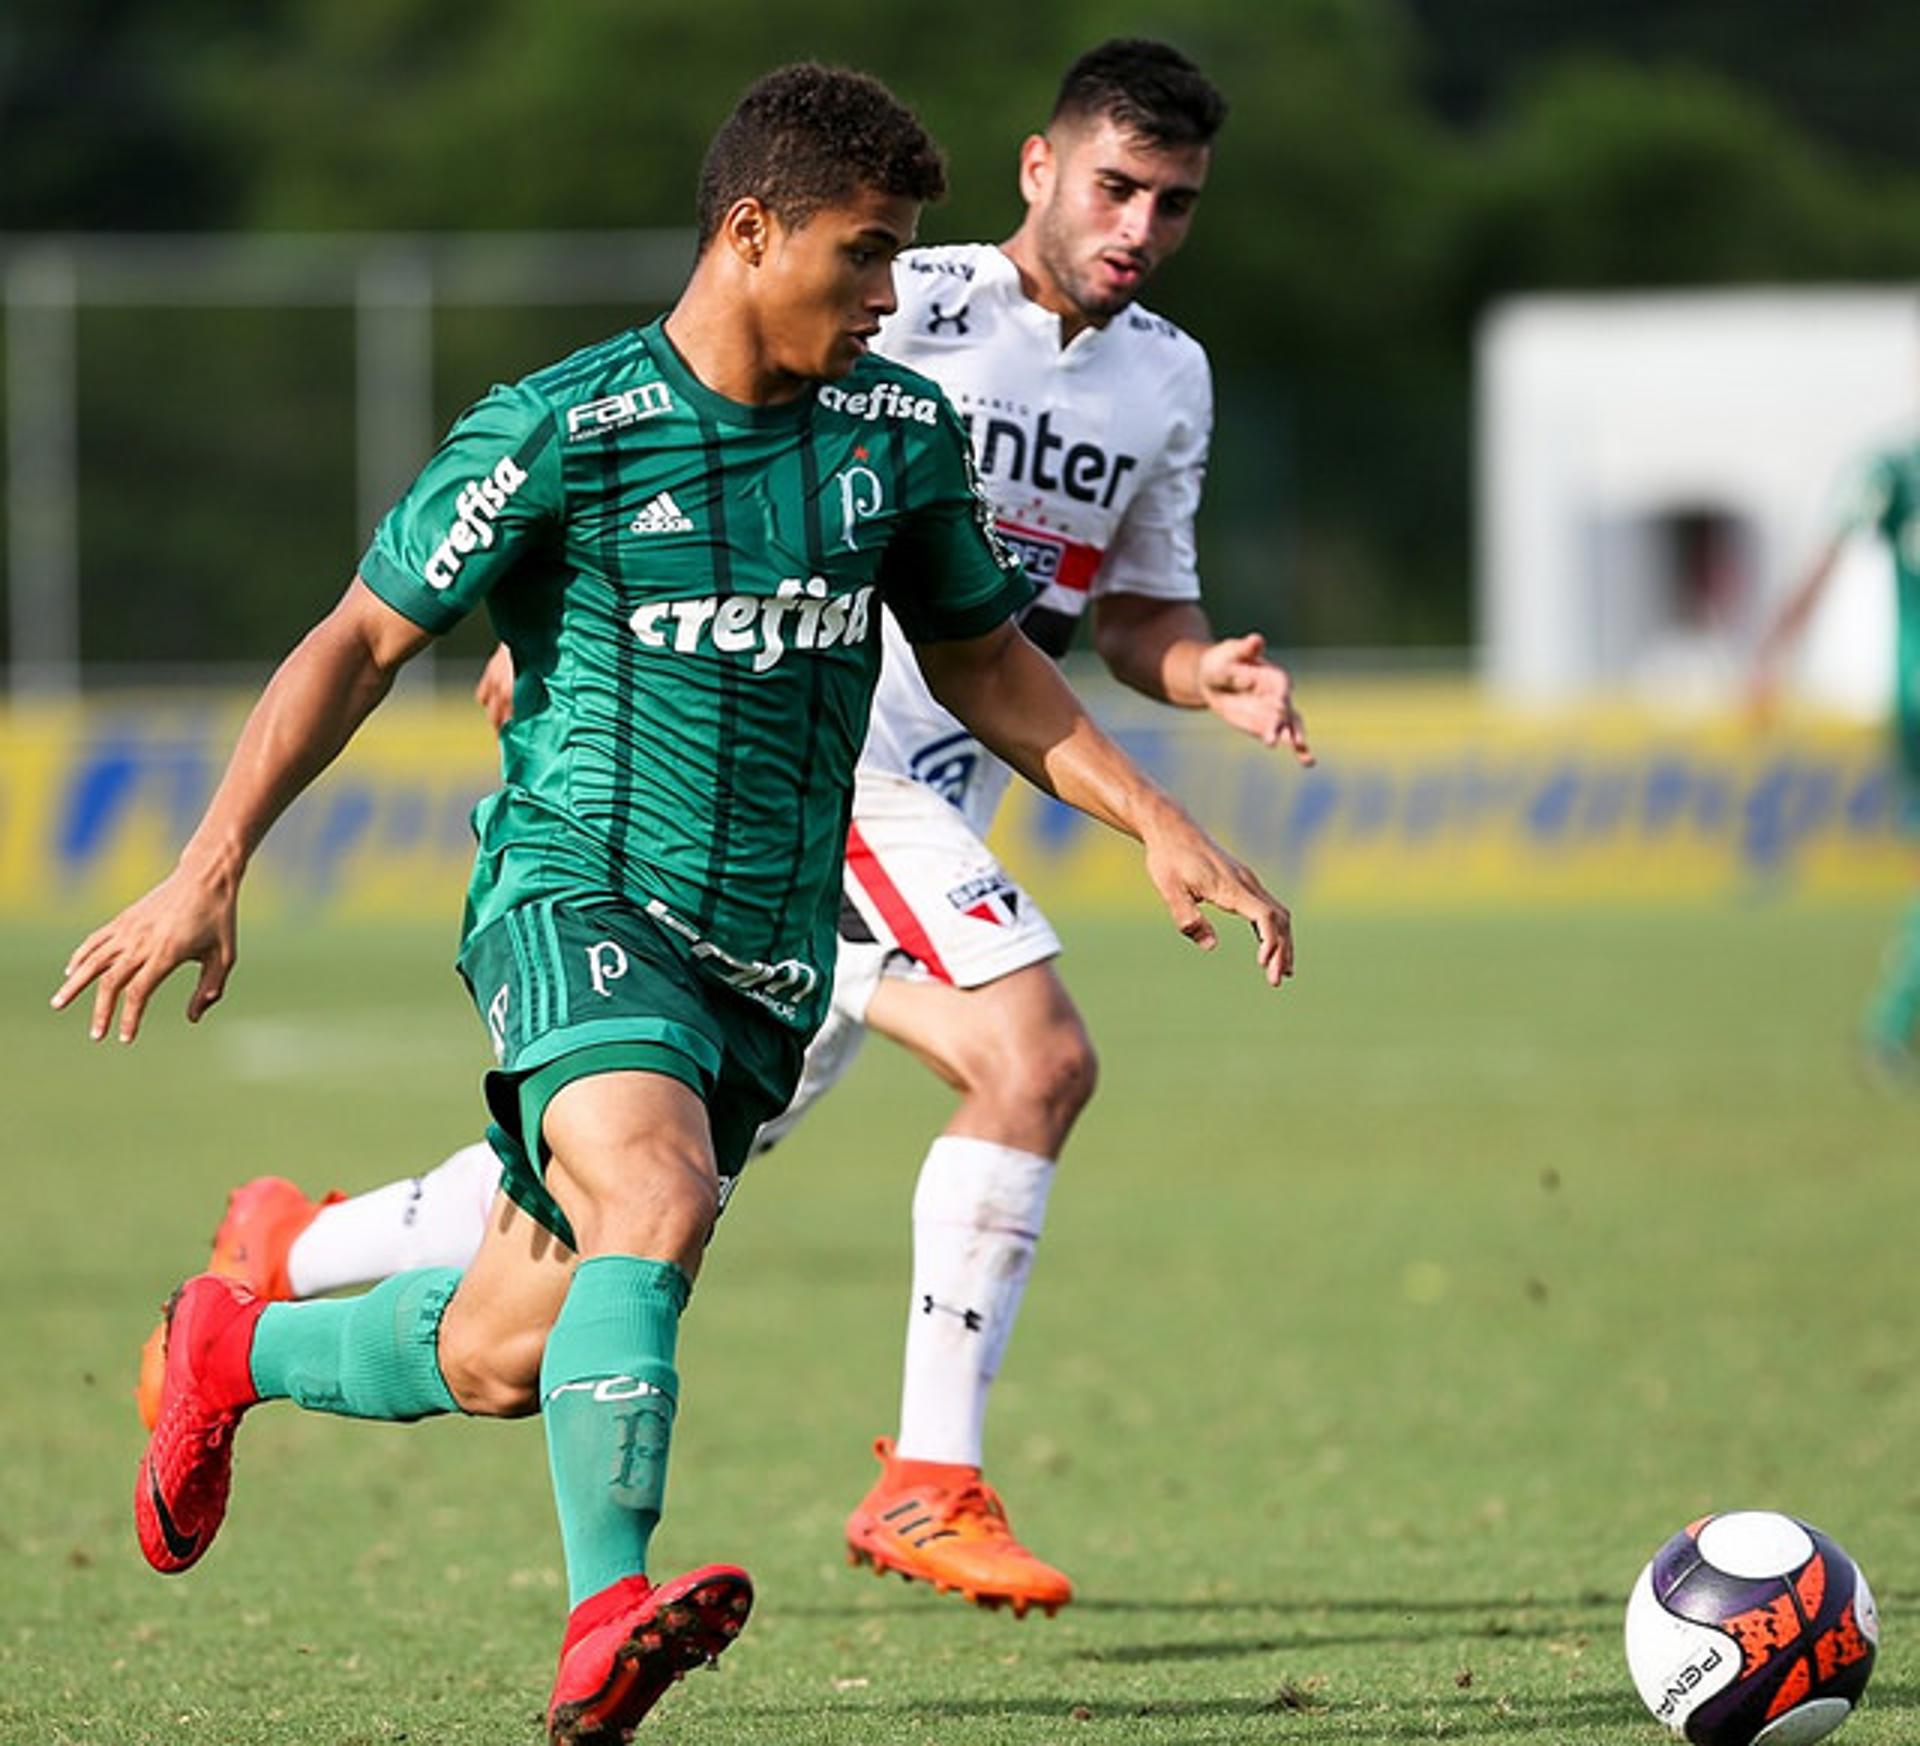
[1865,896,1920,1051]
[249,1266,460,1420]
[541,1255,689,1608]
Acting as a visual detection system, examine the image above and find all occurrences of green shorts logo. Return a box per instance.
[586,940,629,998]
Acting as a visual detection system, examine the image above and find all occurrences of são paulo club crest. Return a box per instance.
[946,871,1022,927]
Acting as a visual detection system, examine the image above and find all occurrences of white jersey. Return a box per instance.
[862,242,1212,836]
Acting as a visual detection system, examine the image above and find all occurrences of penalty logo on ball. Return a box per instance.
[1624,1511,1877,1746]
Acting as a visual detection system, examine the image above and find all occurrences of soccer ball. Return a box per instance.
[1624,1511,1877,1746]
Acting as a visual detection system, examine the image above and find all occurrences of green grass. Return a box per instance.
[5,904,1920,1744]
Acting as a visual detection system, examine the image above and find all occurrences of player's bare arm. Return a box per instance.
[1091,592,1312,762]
[51,578,432,1042]
[914,618,1293,985]
[1748,535,1845,722]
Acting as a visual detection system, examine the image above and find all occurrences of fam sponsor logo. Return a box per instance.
[643,899,820,1021]
[817,378,941,425]
[628,578,875,674]
[486,983,511,1060]
[961,407,1138,510]
[423,455,530,590]
[566,381,674,440]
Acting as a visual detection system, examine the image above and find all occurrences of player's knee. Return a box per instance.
[437,1315,544,1418]
[562,1147,720,1265]
[991,1014,1097,1136]
[1031,1019,1098,1127]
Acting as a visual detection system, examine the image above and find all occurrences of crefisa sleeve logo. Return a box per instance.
[423,454,531,590]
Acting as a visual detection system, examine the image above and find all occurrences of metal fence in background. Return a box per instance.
[3,231,692,695]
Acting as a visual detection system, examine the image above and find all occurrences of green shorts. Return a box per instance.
[458,897,806,1248]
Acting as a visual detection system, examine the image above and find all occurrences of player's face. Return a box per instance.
[1019,115,1209,328]
[759,188,919,382]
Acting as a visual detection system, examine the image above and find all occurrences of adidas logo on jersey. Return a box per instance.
[630,492,694,535]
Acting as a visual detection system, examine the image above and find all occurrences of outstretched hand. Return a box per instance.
[1142,809,1294,988]
[50,867,238,1043]
[1196,632,1313,764]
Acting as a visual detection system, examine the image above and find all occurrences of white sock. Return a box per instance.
[285,1141,502,1297]
[895,1135,1056,1468]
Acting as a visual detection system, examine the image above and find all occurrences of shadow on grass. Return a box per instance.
[741,1687,1648,1741]
[1056,1591,1615,1661]
[783,1590,1620,1622]
[1069,1592,1619,1617]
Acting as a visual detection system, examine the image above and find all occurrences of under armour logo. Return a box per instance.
[921,1293,984,1331]
[926,301,970,336]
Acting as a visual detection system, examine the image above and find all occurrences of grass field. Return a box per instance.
[5,902,1920,1745]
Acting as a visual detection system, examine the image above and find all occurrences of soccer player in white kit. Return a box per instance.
[135,39,1311,1617]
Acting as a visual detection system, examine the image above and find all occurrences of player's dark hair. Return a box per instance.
[1050,38,1227,148]
[697,64,947,249]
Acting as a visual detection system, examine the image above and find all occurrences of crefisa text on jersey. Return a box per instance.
[816,379,941,424]
[628,577,875,673]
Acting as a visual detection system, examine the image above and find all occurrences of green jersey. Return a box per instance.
[362,317,1031,1032]
[1835,444,1920,775]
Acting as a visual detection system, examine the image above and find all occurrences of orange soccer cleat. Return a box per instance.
[134,1274,263,1575]
[844,1437,1073,1618]
[547,1565,753,1745]
[136,1177,342,1428]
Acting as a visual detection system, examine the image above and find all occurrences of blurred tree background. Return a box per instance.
[7,0,1920,674]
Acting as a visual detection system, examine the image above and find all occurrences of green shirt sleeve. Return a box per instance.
[359,381,563,635]
[879,396,1035,643]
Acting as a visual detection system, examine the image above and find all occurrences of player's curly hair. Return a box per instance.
[696,64,947,249]
[1051,38,1228,148]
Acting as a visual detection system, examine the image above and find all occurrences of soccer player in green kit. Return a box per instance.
[1753,443,1920,1081]
[52,64,1292,1744]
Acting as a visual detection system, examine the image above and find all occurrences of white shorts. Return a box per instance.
[752,771,1060,1152]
